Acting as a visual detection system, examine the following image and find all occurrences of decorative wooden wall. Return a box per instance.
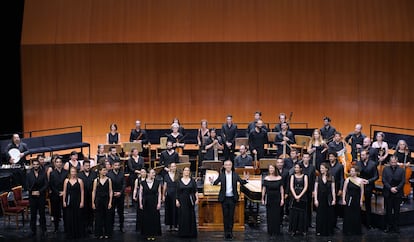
[20,1,414,154]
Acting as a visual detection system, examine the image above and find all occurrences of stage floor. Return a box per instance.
[1,196,414,242]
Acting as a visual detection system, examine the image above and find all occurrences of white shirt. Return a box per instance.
[225,171,233,197]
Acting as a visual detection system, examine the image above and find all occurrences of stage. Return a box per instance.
[368,195,414,229]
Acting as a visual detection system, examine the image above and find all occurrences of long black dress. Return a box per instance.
[289,174,308,235]
[176,178,198,238]
[311,144,326,171]
[64,179,84,239]
[343,179,362,235]
[95,178,112,237]
[315,176,334,236]
[141,179,162,237]
[263,179,283,236]
[164,173,178,228]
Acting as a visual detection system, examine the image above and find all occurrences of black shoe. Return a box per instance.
[120,228,124,233]
[384,227,391,233]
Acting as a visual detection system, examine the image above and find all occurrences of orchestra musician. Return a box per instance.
[248,119,268,161]
[127,147,145,200]
[328,132,346,159]
[362,137,380,166]
[197,119,210,161]
[234,145,253,168]
[284,149,300,171]
[5,133,29,165]
[273,113,290,132]
[382,155,405,234]
[129,120,148,144]
[203,128,223,161]
[372,132,389,165]
[107,146,121,165]
[167,123,185,155]
[345,123,366,162]
[320,117,337,143]
[394,140,413,195]
[221,115,238,162]
[356,150,379,230]
[107,123,120,144]
[172,117,185,136]
[307,129,328,172]
[274,122,295,158]
[159,141,180,174]
[247,111,267,136]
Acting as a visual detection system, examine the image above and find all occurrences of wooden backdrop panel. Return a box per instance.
[22,0,414,44]
[21,43,414,155]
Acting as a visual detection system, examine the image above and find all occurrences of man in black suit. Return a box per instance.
[382,155,405,233]
[328,152,344,229]
[357,149,379,229]
[221,115,238,162]
[26,159,49,237]
[209,160,248,240]
[107,160,125,233]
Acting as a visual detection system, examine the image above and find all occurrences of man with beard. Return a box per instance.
[78,159,97,234]
[327,152,344,229]
[27,159,48,237]
[107,160,125,233]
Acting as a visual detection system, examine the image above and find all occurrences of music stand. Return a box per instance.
[200,160,222,172]
[122,142,142,155]
[259,158,277,170]
[103,144,122,154]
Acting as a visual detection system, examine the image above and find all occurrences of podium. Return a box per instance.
[198,193,245,231]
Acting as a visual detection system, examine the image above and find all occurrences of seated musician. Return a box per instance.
[159,141,180,173]
[167,123,185,154]
[129,120,148,144]
[5,133,29,166]
[172,117,185,136]
[372,132,389,164]
[203,129,223,161]
[234,145,253,168]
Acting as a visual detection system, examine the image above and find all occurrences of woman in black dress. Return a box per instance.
[308,129,328,173]
[342,165,364,235]
[163,162,179,231]
[133,168,147,232]
[314,162,336,236]
[176,166,198,238]
[140,168,162,240]
[62,166,85,239]
[92,165,113,239]
[289,163,309,236]
[261,164,284,237]
[107,123,120,144]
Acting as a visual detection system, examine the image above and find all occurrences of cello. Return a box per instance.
[402,149,413,198]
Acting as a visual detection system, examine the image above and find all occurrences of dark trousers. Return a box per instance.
[112,194,125,229]
[50,194,63,230]
[222,197,236,235]
[84,195,94,230]
[223,146,235,162]
[384,195,402,230]
[364,189,373,227]
[29,196,46,233]
[333,196,343,227]
[306,193,312,227]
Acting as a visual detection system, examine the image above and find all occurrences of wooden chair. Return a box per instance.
[0,192,25,229]
[11,185,29,219]
[235,137,249,150]
[293,135,311,154]
[266,132,278,154]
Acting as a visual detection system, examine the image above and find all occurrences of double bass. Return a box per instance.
[401,149,413,198]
